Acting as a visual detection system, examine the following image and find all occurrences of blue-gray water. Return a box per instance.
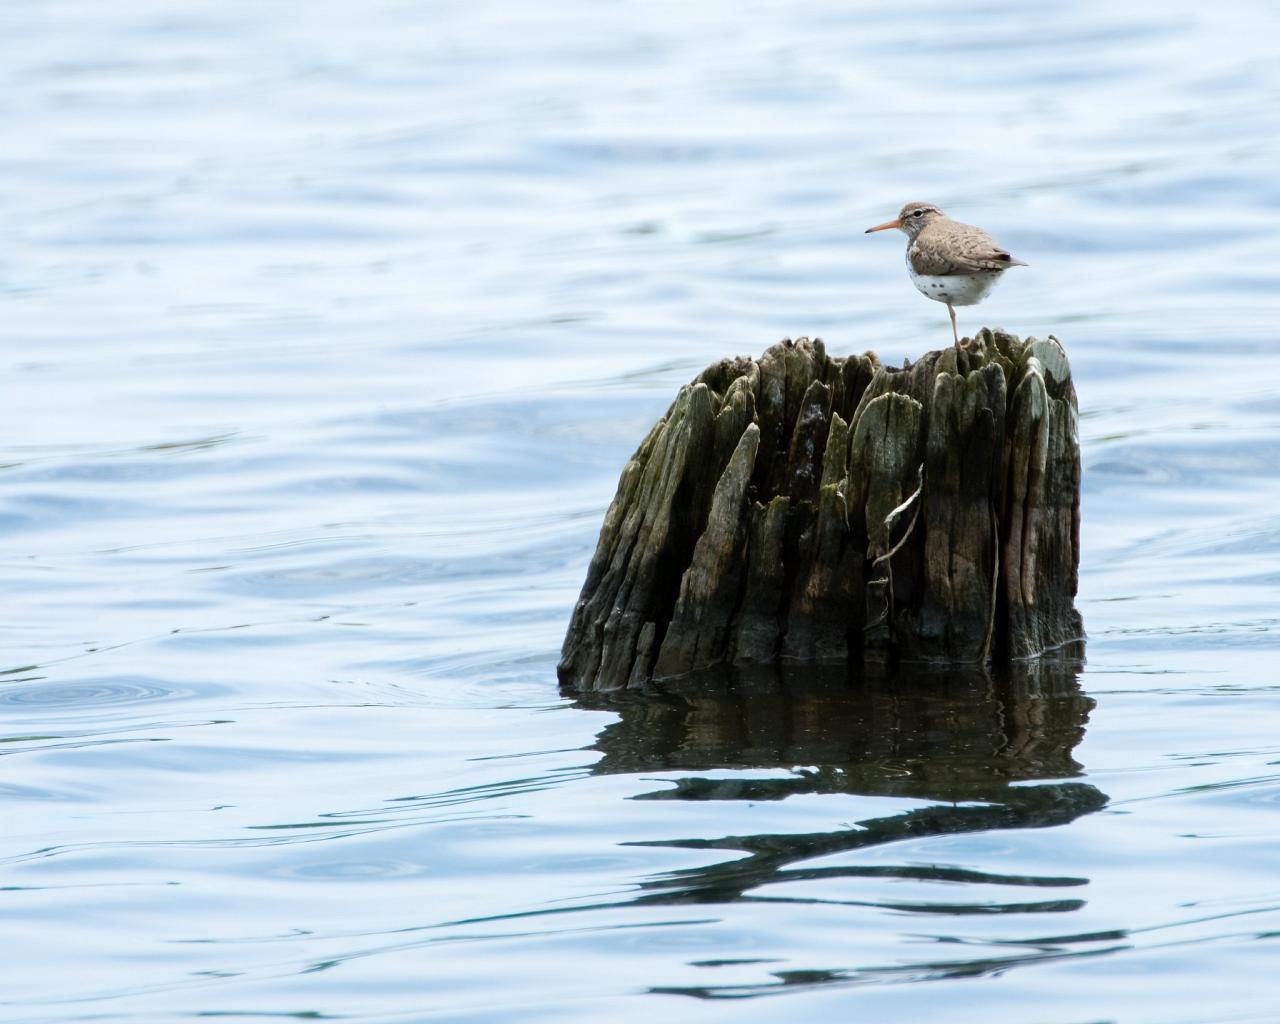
[3,2,1280,1021]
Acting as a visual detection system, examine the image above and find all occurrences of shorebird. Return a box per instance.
[865,202,1026,346]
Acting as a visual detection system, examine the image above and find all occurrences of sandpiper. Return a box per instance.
[866,202,1026,345]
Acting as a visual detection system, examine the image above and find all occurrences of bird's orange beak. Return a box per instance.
[864,218,901,234]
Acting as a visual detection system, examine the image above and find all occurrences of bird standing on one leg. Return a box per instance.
[865,202,1026,347]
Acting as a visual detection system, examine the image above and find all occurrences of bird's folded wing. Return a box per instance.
[909,227,1024,275]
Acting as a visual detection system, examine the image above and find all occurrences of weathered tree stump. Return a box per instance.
[559,329,1082,692]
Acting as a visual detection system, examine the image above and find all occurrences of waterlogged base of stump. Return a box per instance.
[559,329,1082,693]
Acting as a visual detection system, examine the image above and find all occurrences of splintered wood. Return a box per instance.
[559,330,1082,692]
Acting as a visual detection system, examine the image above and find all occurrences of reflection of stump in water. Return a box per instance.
[560,330,1082,692]
[583,653,1094,802]
[575,651,1105,907]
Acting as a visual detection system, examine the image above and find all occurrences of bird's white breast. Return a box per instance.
[906,258,1003,307]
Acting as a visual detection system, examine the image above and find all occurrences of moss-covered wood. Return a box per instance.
[559,330,1082,692]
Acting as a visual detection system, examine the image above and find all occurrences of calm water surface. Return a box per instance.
[3,2,1280,1021]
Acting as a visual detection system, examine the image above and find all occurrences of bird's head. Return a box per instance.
[865,202,945,239]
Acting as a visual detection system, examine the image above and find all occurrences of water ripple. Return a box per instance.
[0,678,182,710]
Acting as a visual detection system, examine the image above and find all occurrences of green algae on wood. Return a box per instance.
[559,330,1083,692]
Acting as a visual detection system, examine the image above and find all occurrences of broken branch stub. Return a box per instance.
[559,331,1083,692]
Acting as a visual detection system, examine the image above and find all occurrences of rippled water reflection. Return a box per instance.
[3,1,1280,1021]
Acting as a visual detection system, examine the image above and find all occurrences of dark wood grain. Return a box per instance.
[559,330,1083,692]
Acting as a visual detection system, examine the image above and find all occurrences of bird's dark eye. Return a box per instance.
[912,209,924,218]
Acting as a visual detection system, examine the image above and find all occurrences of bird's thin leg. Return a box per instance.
[947,303,959,349]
